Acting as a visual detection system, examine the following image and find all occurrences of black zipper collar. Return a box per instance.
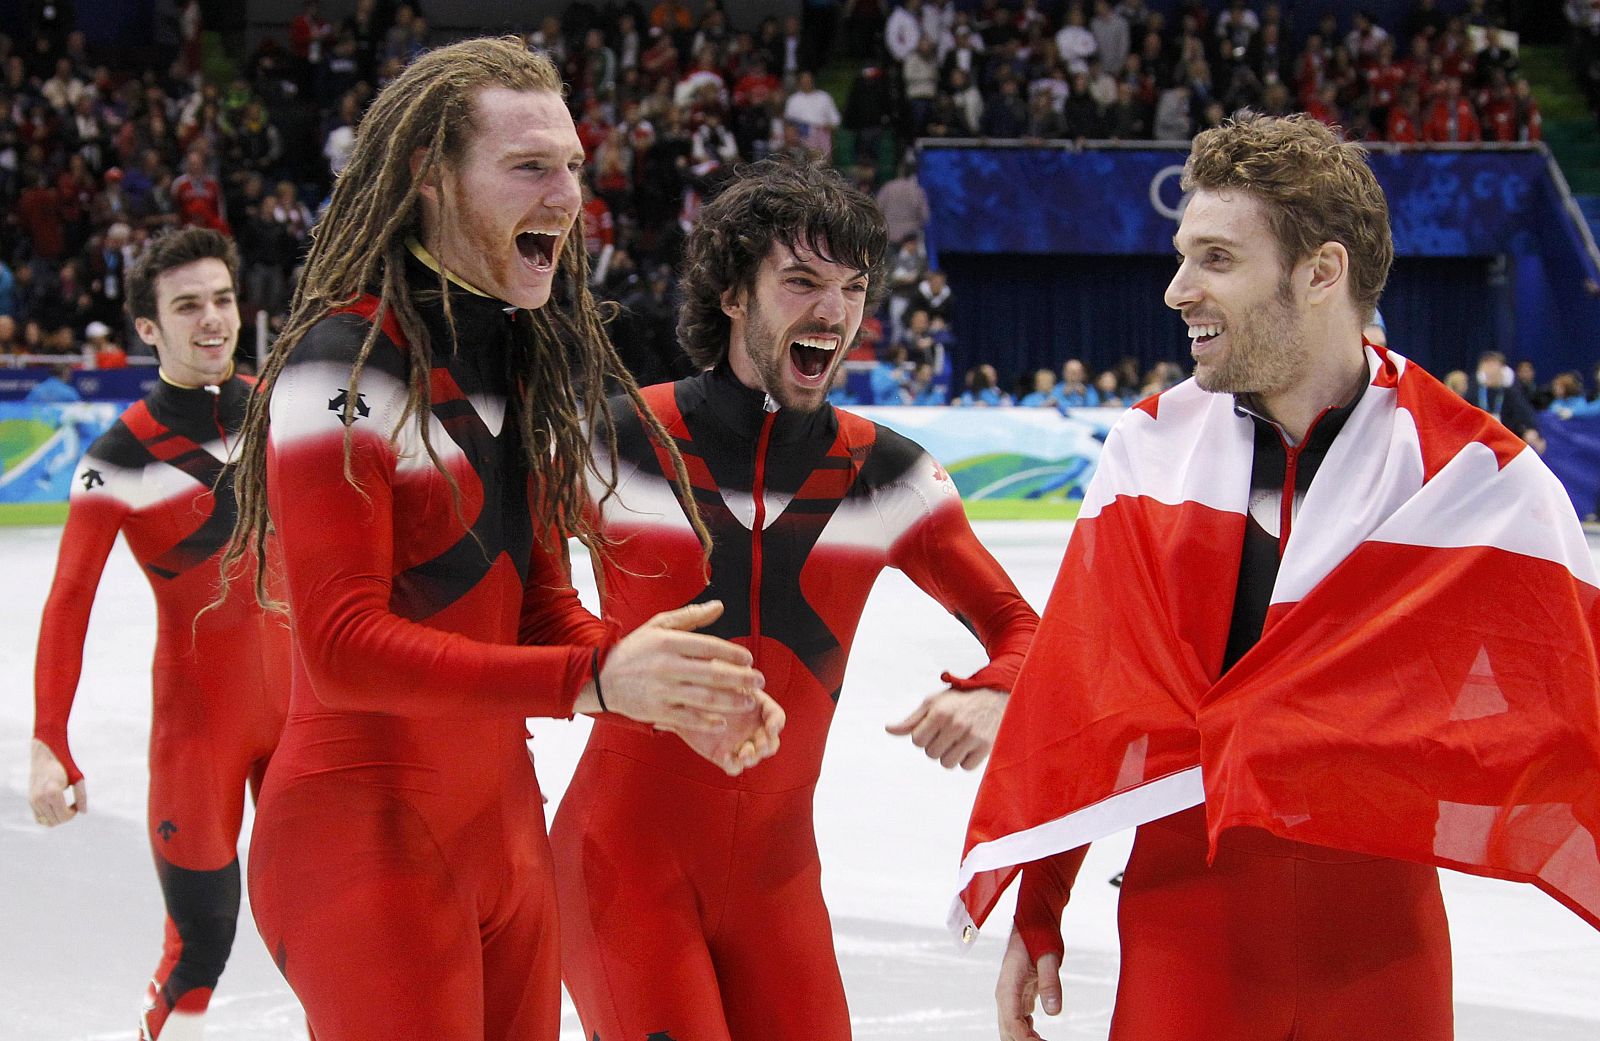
[1232,374,1369,451]
[692,363,836,445]
[147,373,251,441]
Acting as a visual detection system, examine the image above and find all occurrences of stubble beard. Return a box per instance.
[1193,277,1306,398]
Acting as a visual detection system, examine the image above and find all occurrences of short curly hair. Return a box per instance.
[1183,113,1392,322]
[676,154,890,369]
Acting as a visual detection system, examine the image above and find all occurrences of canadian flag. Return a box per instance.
[953,344,1600,943]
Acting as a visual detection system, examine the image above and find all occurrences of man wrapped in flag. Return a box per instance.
[959,113,1600,1041]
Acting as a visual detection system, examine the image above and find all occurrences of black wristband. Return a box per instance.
[591,647,608,713]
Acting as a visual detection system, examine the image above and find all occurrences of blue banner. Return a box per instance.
[1539,412,1600,520]
[0,402,126,504]
[0,367,161,402]
[919,144,1600,395]
[919,146,1571,262]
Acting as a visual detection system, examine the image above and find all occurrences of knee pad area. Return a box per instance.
[155,856,242,989]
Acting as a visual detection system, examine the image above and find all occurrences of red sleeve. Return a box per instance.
[518,532,611,650]
[885,459,1040,692]
[34,474,129,784]
[266,323,594,719]
[1014,846,1090,961]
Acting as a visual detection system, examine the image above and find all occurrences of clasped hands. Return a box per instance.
[586,600,783,776]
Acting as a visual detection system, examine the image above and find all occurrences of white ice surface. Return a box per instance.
[1,520,1597,1039]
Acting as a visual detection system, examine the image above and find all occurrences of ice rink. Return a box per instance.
[3,519,1598,1040]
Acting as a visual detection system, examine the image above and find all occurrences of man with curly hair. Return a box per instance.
[962,114,1600,1041]
[551,153,1040,1040]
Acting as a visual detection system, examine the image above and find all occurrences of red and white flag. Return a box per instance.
[954,345,1600,943]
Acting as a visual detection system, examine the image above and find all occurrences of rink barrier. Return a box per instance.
[13,403,1597,523]
[0,402,126,511]
[0,401,1118,521]
[1538,411,1600,520]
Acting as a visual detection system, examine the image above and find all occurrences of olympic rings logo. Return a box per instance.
[1149,164,1192,222]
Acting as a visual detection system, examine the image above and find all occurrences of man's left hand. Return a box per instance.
[665,688,786,776]
[885,688,1007,770]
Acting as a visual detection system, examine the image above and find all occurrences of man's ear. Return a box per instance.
[1303,241,1348,306]
[133,315,161,350]
[411,146,439,203]
[720,285,744,319]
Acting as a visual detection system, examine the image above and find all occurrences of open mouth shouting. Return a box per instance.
[516,230,561,273]
[789,332,841,388]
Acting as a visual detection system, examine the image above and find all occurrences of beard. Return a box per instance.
[740,295,843,413]
[1193,274,1308,397]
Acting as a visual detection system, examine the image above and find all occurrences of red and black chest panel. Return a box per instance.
[602,366,931,702]
[80,375,253,580]
[282,290,534,622]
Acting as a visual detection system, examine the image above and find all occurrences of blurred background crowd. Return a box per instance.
[0,0,1588,411]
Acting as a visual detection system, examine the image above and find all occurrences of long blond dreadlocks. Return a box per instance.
[220,37,709,608]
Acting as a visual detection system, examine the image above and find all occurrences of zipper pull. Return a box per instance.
[763,392,779,413]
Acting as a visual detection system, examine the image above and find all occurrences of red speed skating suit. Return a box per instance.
[34,373,290,1039]
[247,257,608,1041]
[551,365,1039,1041]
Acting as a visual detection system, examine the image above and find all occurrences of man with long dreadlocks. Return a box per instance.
[550,154,1039,1040]
[221,38,782,1040]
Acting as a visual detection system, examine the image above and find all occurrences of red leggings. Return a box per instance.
[141,628,285,1038]
[1109,807,1453,1041]
[249,722,560,1041]
[552,748,850,1041]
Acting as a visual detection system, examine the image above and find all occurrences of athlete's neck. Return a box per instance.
[159,361,233,391]
[406,237,494,298]
[1254,331,1368,445]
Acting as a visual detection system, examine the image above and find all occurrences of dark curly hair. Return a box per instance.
[676,153,890,369]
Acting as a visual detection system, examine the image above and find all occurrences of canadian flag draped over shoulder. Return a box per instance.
[953,344,1600,943]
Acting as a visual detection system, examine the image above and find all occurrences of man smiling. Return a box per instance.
[552,153,1039,1041]
[958,114,1600,1041]
[31,227,290,1041]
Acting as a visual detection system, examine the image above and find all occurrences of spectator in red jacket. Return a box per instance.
[1423,76,1480,142]
[1512,78,1543,142]
[1481,76,1519,142]
[169,148,231,235]
[1399,34,1434,98]
[289,0,334,73]
[18,169,68,261]
[1365,39,1405,127]
[1387,82,1423,142]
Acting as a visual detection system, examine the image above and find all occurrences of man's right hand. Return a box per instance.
[997,924,1063,1041]
[585,600,768,736]
[29,738,87,828]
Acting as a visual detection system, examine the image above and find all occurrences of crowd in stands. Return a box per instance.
[850,347,1189,408]
[0,0,1556,406]
[860,0,1541,146]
